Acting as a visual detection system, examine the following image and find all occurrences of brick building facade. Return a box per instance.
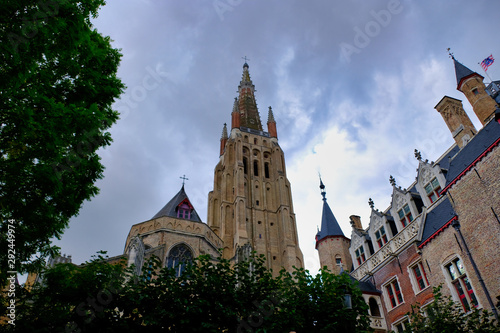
[316,57,500,331]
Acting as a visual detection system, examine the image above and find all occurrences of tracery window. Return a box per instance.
[375,226,388,248]
[445,258,478,312]
[425,177,441,203]
[166,244,193,277]
[355,246,366,265]
[398,204,413,228]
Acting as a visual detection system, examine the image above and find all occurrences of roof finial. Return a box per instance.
[447,48,455,60]
[414,149,422,160]
[242,56,250,68]
[180,175,189,186]
[389,175,396,186]
[319,176,326,200]
[368,198,374,209]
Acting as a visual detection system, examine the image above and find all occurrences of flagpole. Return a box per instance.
[479,63,493,83]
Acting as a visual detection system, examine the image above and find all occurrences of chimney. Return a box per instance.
[435,96,477,148]
[349,215,363,230]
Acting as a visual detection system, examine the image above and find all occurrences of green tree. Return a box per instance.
[0,0,124,278]
[401,286,499,333]
[1,253,373,332]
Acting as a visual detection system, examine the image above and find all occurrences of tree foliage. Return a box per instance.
[0,0,124,277]
[401,286,499,333]
[1,253,373,332]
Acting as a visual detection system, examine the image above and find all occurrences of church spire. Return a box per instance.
[316,179,345,246]
[237,62,263,130]
[452,56,481,91]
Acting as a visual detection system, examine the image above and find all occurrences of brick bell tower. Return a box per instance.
[207,62,304,273]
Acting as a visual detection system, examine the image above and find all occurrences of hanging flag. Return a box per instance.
[481,55,494,71]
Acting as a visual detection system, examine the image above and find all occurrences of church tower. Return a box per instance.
[207,62,304,273]
[315,179,352,275]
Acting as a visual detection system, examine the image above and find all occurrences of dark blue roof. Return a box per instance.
[152,185,202,222]
[454,58,479,88]
[316,197,345,242]
[435,145,460,172]
[445,119,500,185]
[348,274,381,294]
[419,197,456,247]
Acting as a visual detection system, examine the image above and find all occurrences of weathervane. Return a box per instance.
[447,48,454,59]
[180,175,189,186]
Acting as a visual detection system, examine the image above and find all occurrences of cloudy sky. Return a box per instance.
[54,0,500,273]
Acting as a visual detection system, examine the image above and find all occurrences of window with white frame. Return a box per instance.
[355,246,366,265]
[397,204,413,228]
[384,278,404,309]
[444,258,478,312]
[393,317,410,333]
[375,226,388,248]
[410,261,430,292]
[424,177,441,204]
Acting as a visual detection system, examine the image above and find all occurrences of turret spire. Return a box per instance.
[220,123,228,156]
[316,179,345,244]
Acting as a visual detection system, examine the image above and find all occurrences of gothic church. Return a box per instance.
[124,63,304,276]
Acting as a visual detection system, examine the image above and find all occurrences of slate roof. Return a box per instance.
[152,185,202,222]
[454,58,480,88]
[316,196,345,242]
[347,274,381,294]
[418,197,457,248]
[444,119,500,187]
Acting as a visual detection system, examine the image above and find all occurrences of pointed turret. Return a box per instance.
[237,63,263,130]
[267,106,277,138]
[315,179,352,274]
[452,56,498,125]
[220,123,228,156]
[316,179,345,245]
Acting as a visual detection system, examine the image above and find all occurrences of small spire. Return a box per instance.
[389,175,396,186]
[414,149,422,160]
[221,123,228,139]
[232,97,238,112]
[368,198,374,209]
[267,106,276,123]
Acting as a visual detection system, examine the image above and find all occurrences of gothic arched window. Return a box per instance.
[369,297,381,317]
[166,244,193,277]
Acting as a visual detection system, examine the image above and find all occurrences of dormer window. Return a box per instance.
[424,177,441,203]
[398,204,413,228]
[177,200,192,220]
[355,246,366,265]
[375,226,388,248]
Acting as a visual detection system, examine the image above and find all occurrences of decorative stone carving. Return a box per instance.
[420,166,433,185]
[394,194,405,210]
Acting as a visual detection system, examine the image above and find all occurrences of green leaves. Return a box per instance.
[0,0,124,279]
[2,253,373,332]
[402,286,499,333]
